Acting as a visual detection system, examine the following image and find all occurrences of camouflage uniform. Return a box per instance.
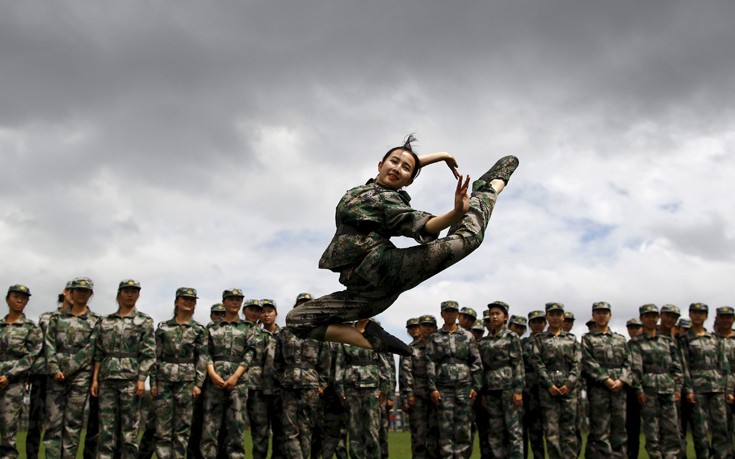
[427,324,482,459]
[274,326,331,458]
[399,333,438,459]
[200,318,255,458]
[317,342,349,459]
[151,317,207,458]
[378,352,396,459]
[286,175,502,340]
[521,311,545,459]
[530,305,581,459]
[679,304,731,459]
[44,307,100,459]
[581,303,631,459]
[629,324,683,458]
[0,293,43,459]
[715,307,735,457]
[477,326,525,459]
[247,321,282,459]
[335,342,388,459]
[94,305,155,459]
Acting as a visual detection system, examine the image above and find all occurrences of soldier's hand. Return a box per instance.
[134,380,145,397]
[513,392,523,409]
[726,393,734,405]
[687,393,696,405]
[193,386,201,399]
[210,373,226,388]
[150,385,158,398]
[224,375,239,389]
[317,386,324,396]
[406,395,415,409]
[54,371,65,382]
[0,375,8,389]
[609,380,624,393]
[638,392,647,407]
[674,391,681,402]
[469,389,477,403]
[386,398,394,409]
[431,390,442,406]
[90,380,99,397]
[558,385,569,396]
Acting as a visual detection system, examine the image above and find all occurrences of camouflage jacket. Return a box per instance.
[94,308,155,382]
[719,333,735,394]
[521,335,539,388]
[426,326,482,392]
[249,325,280,393]
[478,327,525,393]
[581,329,632,386]
[152,318,207,387]
[531,330,581,391]
[399,338,431,399]
[46,309,101,379]
[29,307,61,375]
[379,352,397,401]
[0,315,43,382]
[629,332,683,395]
[318,179,438,287]
[275,327,330,390]
[206,319,256,384]
[679,329,730,394]
[335,343,389,398]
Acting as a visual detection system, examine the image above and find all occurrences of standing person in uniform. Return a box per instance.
[427,300,482,459]
[460,306,488,458]
[458,307,478,332]
[44,277,101,459]
[151,288,208,458]
[470,320,485,341]
[0,284,42,458]
[319,340,349,459]
[91,279,155,459]
[335,320,390,459]
[522,310,547,459]
[508,315,527,338]
[679,303,732,459]
[530,302,581,459]
[200,288,255,459]
[581,301,631,458]
[625,317,644,459]
[629,304,683,459]
[26,284,72,459]
[275,295,331,459]
[659,305,681,338]
[378,350,396,459]
[562,310,583,456]
[477,301,525,458]
[286,136,519,357]
[714,306,735,452]
[400,315,436,459]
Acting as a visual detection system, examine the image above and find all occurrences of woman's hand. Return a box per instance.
[418,152,460,179]
[454,175,470,215]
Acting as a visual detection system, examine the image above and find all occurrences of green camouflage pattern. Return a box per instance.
[521,335,545,459]
[152,318,207,387]
[94,309,155,381]
[97,379,141,458]
[399,338,438,458]
[246,324,282,458]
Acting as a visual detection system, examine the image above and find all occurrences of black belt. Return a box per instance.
[213,355,242,363]
[108,352,136,358]
[442,358,468,365]
[162,357,195,364]
[484,360,510,370]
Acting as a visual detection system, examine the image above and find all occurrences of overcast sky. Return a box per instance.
[2,0,734,340]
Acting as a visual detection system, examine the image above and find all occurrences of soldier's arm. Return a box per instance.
[510,335,525,394]
[137,318,156,382]
[194,325,209,389]
[530,335,552,389]
[468,336,483,393]
[628,340,643,395]
[399,354,415,400]
[581,334,607,384]
[7,324,43,381]
[678,337,692,395]
[426,338,438,393]
[67,317,99,378]
[334,344,346,400]
[44,316,61,376]
[566,336,582,389]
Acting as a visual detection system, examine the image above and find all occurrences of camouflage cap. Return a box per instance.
[482,309,491,320]
[563,311,575,321]
[65,280,74,289]
[472,320,484,331]
[118,279,141,291]
[626,318,643,327]
[260,299,276,310]
[487,301,510,314]
[592,301,611,311]
[176,287,198,299]
[639,304,658,315]
[243,299,263,309]
[716,306,734,316]
[210,303,226,313]
[545,302,564,312]
[689,302,708,313]
[459,307,478,320]
[441,300,459,311]
[7,284,31,296]
[418,314,437,325]
[528,310,546,320]
[222,288,244,299]
[406,317,420,327]
[660,304,681,316]
[296,292,313,302]
[677,318,691,329]
[509,315,527,327]
[69,277,94,290]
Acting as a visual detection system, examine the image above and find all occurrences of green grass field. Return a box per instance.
[14,429,696,458]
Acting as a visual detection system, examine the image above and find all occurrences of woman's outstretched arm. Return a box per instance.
[419,152,460,179]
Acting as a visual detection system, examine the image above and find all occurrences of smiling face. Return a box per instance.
[376,149,416,190]
[175,296,196,315]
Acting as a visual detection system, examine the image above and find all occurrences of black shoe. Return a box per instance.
[363,320,412,356]
[478,155,519,185]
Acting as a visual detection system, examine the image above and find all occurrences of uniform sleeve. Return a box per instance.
[194,325,208,388]
[468,337,483,392]
[510,335,525,394]
[581,334,608,383]
[151,325,163,388]
[94,320,105,364]
[377,353,393,396]
[317,341,332,389]
[45,316,61,376]
[530,335,552,389]
[619,337,633,387]
[426,337,438,393]
[679,336,692,395]
[628,340,643,395]
[567,335,582,390]
[241,326,256,371]
[334,345,346,400]
[261,333,277,394]
[382,191,437,243]
[718,337,732,393]
[137,318,156,381]
[7,324,42,381]
[399,353,415,400]
[66,317,98,377]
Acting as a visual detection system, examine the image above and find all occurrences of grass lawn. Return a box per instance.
[16,429,696,458]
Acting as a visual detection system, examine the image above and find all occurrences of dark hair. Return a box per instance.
[381,134,422,180]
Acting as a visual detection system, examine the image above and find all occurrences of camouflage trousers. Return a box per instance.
[472,397,490,459]
[584,384,626,459]
[44,372,92,459]
[640,392,680,459]
[153,381,195,458]
[247,389,285,459]
[0,381,25,459]
[25,374,46,459]
[317,387,348,459]
[98,379,142,459]
[690,391,730,459]
[379,401,391,458]
[523,386,545,459]
[538,389,577,459]
[281,388,320,459]
[345,386,382,459]
[435,385,473,459]
[483,389,523,459]
[286,188,498,340]
[200,381,247,459]
[406,394,439,459]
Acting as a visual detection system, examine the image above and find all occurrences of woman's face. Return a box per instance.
[593,309,611,328]
[6,292,30,314]
[546,310,563,329]
[487,307,507,330]
[175,296,196,315]
[376,150,416,190]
